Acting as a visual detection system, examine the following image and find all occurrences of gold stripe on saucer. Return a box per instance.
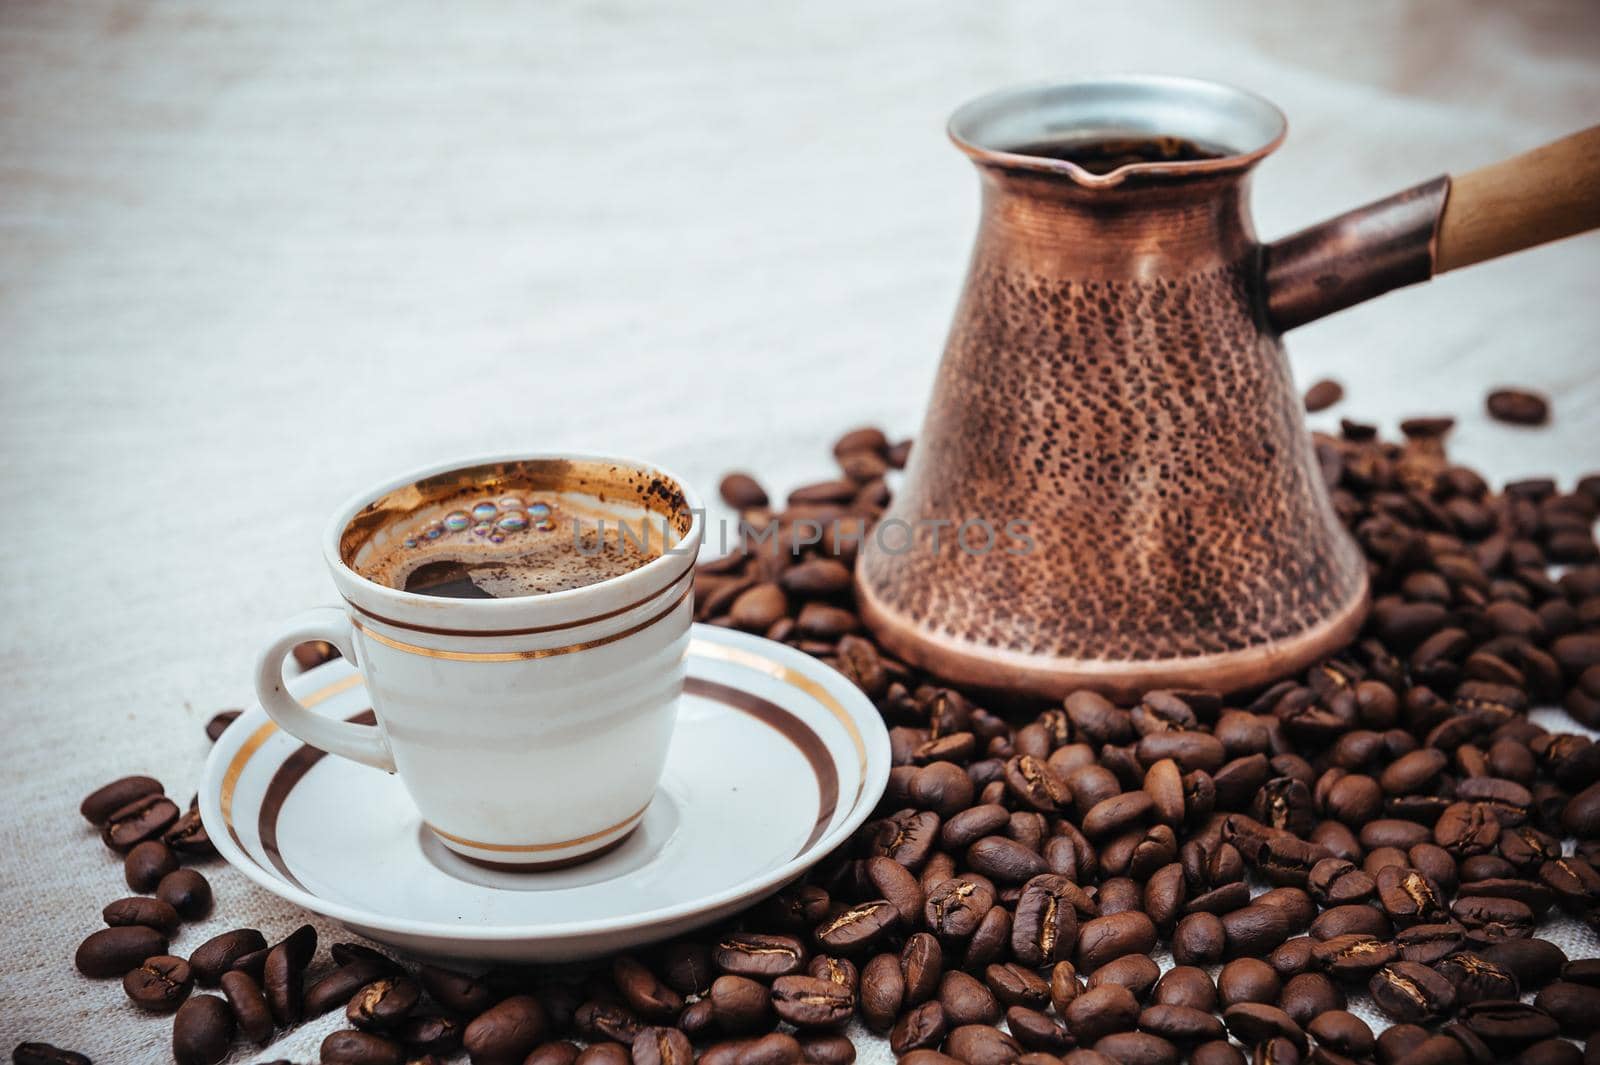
[426,802,650,853]
[220,672,365,832]
[689,638,868,776]
[351,580,692,661]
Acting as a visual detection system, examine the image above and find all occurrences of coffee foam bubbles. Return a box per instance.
[354,487,672,598]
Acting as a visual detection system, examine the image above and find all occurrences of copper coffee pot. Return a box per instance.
[856,77,1600,701]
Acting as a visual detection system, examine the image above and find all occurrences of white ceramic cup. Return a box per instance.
[253,453,703,868]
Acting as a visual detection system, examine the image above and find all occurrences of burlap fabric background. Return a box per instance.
[2,1,1597,1060]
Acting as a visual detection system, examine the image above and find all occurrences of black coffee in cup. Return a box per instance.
[342,461,686,599]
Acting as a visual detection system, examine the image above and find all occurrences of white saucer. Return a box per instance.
[199,623,890,962]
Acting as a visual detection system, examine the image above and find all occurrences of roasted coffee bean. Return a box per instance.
[416,965,495,1017]
[1152,965,1217,1012]
[1279,972,1342,1027]
[1088,953,1160,1000]
[1307,1009,1374,1056]
[966,836,1048,884]
[1269,936,1316,978]
[81,775,163,824]
[715,933,808,977]
[1308,859,1374,906]
[941,805,1011,850]
[1012,874,1080,966]
[798,1035,854,1065]
[660,941,716,995]
[939,970,1001,1026]
[305,959,392,1017]
[858,955,902,1032]
[576,1044,633,1065]
[1065,984,1140,1043]
[75,925,168,978]
[162,808,213,855]
[1487,389,1550,426]
[1396,923,1465,965]
[890,1001,948,1056]
[1005,755,1072,812]
[1534,981,1600,1036]
[1515,1040,1583,1065]
[1139,1003,1226,1043]
[320,1030,405,1065]
[1309,904,1391,940]
[985,962,1050,1010]
[866,855,924,927]
[1192,1041,1247,1065]
[102,896,180,935]
[1377,866,1448,924]
[806,955,857,996]
[169,996,237,1065]
[399,1014,464,1056]
[814,900,898,952]
[346,977,420,1032]
[1172,911,1226,965]
[945,1023,1023,1065]
[1076,910,1156,972]
[1369,961,1458,1024]
[1223,904,1293,958]
[188,927,265,986]
[1453,895,1535,939]
[1222,1003,1307,1053]
[613,956,684,1023]
[124,839,179,893]
[219,970,274,1043]
[1008,1005,1073,1052]
[577,1000,645,1044]
[925,877,996,938]
[708,975,775,1038]
[770,975,851,1029]
[262,939,304,1026]
[464,995,549,1063]
[12,1045,91,1065]
[631,1027,694,1065]
[1480,938,1567,990]
[123,954,193,1012]
[900,932,942,1005]
[1305,379,1344,412]
[101,793,180,852]
[1377,1023,1430,1065]
[1218,958,1281,1007]
[720,472,768,509]
[155,868,212,920]
[1312,934,1399,978]
[1459,1000,1561,1047]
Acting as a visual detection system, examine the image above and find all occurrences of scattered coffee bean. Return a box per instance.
[75,925,168,978]
[172,994,235,1065]
[154,868,212,921]
[12,1045,91,1065]
[123,954,192,1012]
[1487,388,1550,426]
[1304,380,1344,413]
[320,1030,404,1065]
[123,839,178,893]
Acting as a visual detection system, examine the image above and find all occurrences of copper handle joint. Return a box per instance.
[1263,174,1451,333]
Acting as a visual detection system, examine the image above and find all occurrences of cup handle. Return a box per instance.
[254,606,396,773]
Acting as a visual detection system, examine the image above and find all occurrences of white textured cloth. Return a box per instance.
[1,1,1597,1062]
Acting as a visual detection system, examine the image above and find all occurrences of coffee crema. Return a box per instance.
[341,459,691,600]
[1005,135,1227,174]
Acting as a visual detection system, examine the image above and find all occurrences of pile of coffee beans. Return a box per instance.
[20,406,1600,1065]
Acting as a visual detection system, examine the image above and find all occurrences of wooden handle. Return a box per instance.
[1436,125,1600,273]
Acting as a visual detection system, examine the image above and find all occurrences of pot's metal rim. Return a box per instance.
[948,75,1289,188]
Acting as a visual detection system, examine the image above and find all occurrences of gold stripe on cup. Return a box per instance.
[349,579,692,662]
[219,672,365,832]
[425,801,651,854]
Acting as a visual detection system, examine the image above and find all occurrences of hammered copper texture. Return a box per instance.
[859,167,1368,682]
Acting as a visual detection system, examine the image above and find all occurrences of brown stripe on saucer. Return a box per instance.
[257,708,378,891]
[683,676,839,853]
